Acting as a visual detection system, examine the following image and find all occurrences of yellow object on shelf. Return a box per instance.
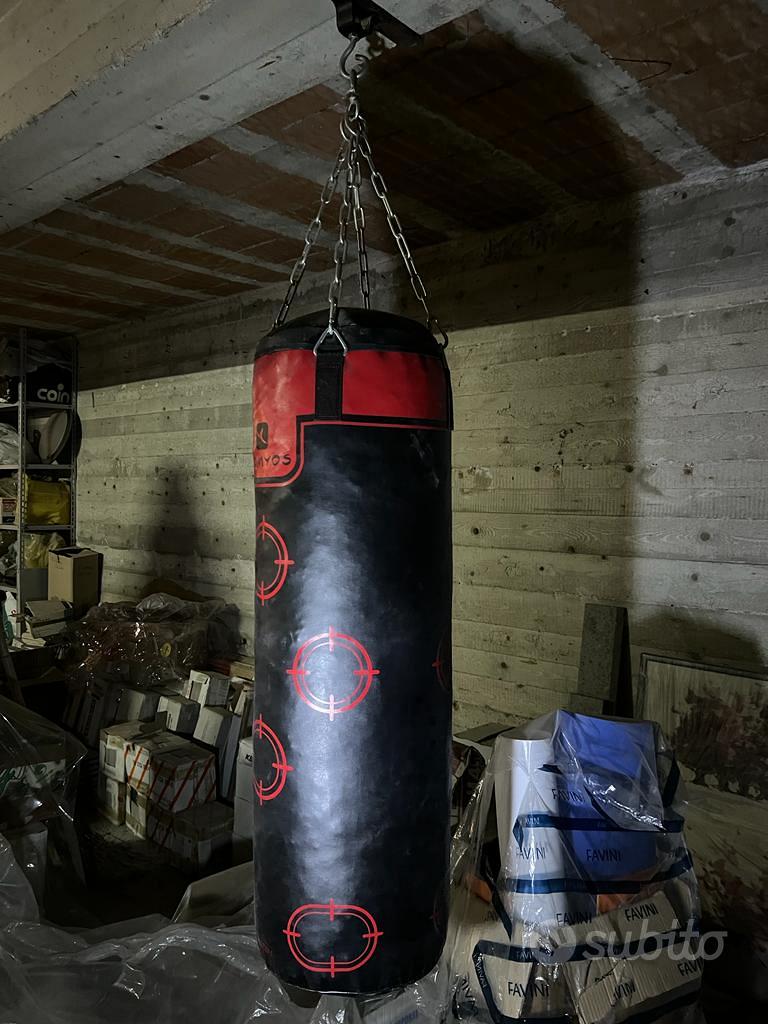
[20,476,70,526]
[23,531,66,568]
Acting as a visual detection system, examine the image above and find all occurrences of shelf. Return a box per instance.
[0,402,75,412]
[0,464,73,471]
[0,523,72,532]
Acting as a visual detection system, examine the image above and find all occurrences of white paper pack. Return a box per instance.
[185,669,230,707]
[570,945,703,1024]
[157,693,200,734]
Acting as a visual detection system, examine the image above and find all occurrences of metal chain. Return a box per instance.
[272,143,346,329]
[343,78,371,311]
[357,126,447,343]
[327,132,355,327]
[277,35,447,350]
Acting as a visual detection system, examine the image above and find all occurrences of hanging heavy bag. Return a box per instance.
[252,307,453,994]
[251,35,453,996]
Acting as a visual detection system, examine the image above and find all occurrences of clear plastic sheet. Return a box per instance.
[1,707,708,1024]
[0,694,86,911]
[63,593,240,691]
[0,832,440,1024]
[445,711,705,1024]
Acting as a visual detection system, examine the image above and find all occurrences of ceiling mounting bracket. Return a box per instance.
[331,0,421,47]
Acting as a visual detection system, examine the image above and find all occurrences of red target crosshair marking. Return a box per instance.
[283,900,383,977]
[252,714,293,805]
[256,516,294,605]
[287,627,380,720]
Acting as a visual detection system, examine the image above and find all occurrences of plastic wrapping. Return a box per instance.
[0,705,710,1023]
[0,424,32,464]
[0,533,66,576]
[22,531,67,569]
[0,833,437,1024]
[446,711,705,1024]
[64,593,240,690]
[0,695,86,915]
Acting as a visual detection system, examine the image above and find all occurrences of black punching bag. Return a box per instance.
[251,307,453,995]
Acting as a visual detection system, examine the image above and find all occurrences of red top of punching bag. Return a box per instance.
[253,307,452,488]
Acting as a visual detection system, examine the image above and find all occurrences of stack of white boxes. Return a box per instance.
[95,666,253,874]
[188,669,245,800]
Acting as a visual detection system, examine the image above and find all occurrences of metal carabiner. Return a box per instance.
[313,323,349,356]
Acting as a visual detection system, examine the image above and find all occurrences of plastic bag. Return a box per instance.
[0,424,32,464]
[0,832,410,1024]
[23,531,66,568]
[0,696,86,917]
[64,593,240,691]
[446,710,705,1024]
[23,476,71,525]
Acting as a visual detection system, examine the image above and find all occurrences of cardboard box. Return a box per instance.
[160,676,188,695]
[77,679,125,747]
[24,599,72,640]
[125,787,149,838]
[569,944,703,1024]
[148,800,233,874]
[76,683,104,748]
[185,669,230,707]
[549,892,681,958]
[1,495,16,522]
[194,706,241,798]
[62,686,85,730]
[141,741,216,812]
[100,719,165,782]
[234,682,253,719]
[124,732,190,798]
[119,686,161,723]
[157,693,200,734]
[235,735,253,803]
[97,774,126,825]
[47,547,100,611]
[193,706,232,747]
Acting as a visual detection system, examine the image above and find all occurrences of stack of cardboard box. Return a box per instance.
[94,666,251,874]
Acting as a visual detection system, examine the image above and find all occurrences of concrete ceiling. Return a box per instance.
[0,0,766,336]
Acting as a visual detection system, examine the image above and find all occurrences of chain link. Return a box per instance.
[343,79,371,311]
[327,132,355,326]
[272,144,346,329]
[358,131,432,324]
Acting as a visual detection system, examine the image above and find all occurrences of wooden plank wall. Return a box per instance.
[77,167,768,730]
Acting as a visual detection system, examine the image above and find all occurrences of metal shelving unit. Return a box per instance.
[0,328,78,638]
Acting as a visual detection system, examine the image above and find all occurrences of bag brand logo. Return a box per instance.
[37,383,70,404]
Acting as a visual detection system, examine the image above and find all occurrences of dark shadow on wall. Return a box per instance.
[138,467,245,650]
[138,467,208,602]
[360,26,644,717]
